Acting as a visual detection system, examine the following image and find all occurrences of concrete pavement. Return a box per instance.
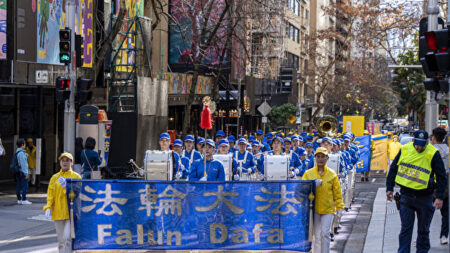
[0,181,58,253]
[364,187,449,253]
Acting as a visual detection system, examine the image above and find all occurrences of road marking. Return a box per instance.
[28,214,52,222]
[0,233,57,244]
[372,178,376,183]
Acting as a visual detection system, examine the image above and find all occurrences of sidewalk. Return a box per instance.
[363,187,449,253]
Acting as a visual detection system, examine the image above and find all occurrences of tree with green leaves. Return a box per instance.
[267,103,299,129]
[391,49,425,124]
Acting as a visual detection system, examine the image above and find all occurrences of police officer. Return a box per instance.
[386,130,447,253]
[189,139,225,181]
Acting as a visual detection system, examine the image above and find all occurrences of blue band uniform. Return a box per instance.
[67,179,314,252]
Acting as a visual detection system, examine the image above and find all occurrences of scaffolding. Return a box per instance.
[108,2,152,113]
[249,0,286,80]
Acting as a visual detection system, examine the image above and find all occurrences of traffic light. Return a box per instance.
[76,78,93,104]
[56,77,71,103]
[75,35,84,67]
[424,29,449,73]
[59,29,71,64]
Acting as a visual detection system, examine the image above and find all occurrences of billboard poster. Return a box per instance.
[114,0,144,72]
[36,0,66,64]
[17,0,37,62]
[0,0,6,59]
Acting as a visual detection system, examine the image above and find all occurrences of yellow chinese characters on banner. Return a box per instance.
[370,135,388,171]
[343,116,365,137]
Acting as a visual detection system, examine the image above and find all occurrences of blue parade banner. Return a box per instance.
[355,135,371,173]
[66,180,314,252]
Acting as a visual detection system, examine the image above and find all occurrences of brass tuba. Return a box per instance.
[316,115,338,137]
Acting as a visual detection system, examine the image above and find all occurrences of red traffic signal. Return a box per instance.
[55,77,71,103]
[424,30,448,51]
[56,77,71,90]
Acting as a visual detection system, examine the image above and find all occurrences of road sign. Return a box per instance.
[258,101,272,116]
[35,70,49,84]
[262,116,268,123]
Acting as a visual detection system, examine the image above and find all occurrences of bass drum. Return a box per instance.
[213,154,233,181]
[264,155,289,180]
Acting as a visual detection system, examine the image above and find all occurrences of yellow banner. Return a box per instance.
[343,116,365,137]
[370,135,388,171]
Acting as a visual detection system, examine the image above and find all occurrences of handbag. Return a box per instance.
[83,150,101,179]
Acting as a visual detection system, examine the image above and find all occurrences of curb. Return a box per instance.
[362,187,386,253]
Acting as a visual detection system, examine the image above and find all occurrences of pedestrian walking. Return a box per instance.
[81,137,102,179]
[43,152,81,253]
[430,127,449,245]
[302,147,345,253]
[13,139,31,204]
[26,138,37,186]
[386,130,447,252]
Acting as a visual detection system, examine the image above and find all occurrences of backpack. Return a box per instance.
[9,152,20,174]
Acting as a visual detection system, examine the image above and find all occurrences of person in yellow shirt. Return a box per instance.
[26,138,36,186]
[43,152,81,253]
[388,135,401,168]
[302,147,345,253]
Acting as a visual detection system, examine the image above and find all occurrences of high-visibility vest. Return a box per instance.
[395,142,437,190]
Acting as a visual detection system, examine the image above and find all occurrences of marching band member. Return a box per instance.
[291,136,301,156]
[284,138,304,177]
[246,144,253,153]
[228,135,236,153]
[182,135,203,167]
[189,139,225,181]
[306,142,315,169]
[300,133,307,147]
[158,133,182,180]
[217,139,230,154]
[297,147,310,175]
[232,137,256,180]
[172,139,183,156]
[215,130,226,146]
[258,136,300,178]
[302,147,345,253]
[196,137,205,152]
[173,139,190,179]
[252,140,262,156]
[256,130,271,153]
[306,135,314,144]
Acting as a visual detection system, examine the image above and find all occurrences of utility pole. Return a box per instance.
[63,0,76,154]
[237,78,241,137]
[425,0,439,133]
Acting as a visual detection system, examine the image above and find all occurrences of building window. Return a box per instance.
[286,52,300,69]
[288,0,300,16]
[288,23,300,43]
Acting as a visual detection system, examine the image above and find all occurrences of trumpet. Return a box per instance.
[316,115,338,137]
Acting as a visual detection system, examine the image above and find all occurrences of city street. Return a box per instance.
[1,171,446,253]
